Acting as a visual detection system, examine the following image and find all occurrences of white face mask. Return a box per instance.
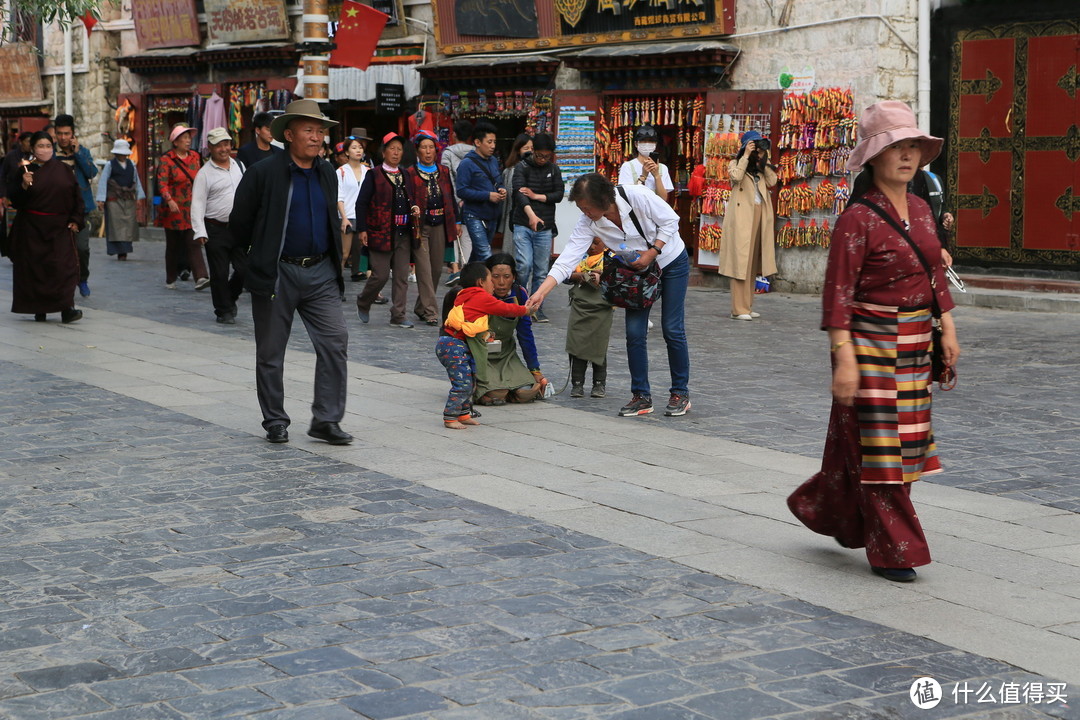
[637,143,657,156]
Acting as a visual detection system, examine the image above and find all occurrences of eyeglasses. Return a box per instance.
[533,152,554,161]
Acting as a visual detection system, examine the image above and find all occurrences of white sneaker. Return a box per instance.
[647,319,654,330]
[731,313,753,321]
[750,312,760,318]
[408,272,416,283]
[194,277,211,291]
[165,282,176,290]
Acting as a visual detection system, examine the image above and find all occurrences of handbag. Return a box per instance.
[852,198,955,386]
[599,187,663,310]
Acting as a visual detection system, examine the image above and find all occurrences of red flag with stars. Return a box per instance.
[330,1,389,71]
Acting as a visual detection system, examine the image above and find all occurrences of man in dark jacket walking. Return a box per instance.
[230,99,352,446]
[511,133,563,320]
[454,121,504,263]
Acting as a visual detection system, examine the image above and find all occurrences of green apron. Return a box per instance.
[565,282,614,367]
[473,309,534,399]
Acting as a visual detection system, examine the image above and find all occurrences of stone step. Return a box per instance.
[961,274,1080,295]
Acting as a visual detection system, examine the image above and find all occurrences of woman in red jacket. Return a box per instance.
[408,130,461,325]
[156,124,209,290]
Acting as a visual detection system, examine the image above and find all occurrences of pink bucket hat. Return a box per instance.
[846,101,943,172]
[169,124,198,143]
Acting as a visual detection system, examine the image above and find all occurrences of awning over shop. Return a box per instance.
[296,64,423,102]
[418,53,562,89]
[116,43,297,74]
[563,41,738,81]
[0,101,51,119]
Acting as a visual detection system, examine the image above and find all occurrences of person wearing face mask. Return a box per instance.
[719,130,778,321]
[618,125,673,201]
[5,131,85,323]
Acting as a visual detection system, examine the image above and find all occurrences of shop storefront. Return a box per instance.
[116,46,298,223]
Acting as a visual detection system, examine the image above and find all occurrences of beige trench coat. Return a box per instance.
[719,155,778,280]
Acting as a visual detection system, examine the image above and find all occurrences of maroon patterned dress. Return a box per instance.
[788,187,954,569]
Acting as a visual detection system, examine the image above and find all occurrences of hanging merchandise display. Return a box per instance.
[693,111,772,264]
[595,93,705,188]
[774,87,857,249]
[432,90,554,134]
[226,83,292,142]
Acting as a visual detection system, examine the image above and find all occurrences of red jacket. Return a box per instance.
[444,286,529,340]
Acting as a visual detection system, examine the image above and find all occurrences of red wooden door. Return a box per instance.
[1023,33,1080,252]
[949,21,1080,267]
[954,37,1015,251]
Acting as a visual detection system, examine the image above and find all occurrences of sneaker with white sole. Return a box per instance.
[195,277,211,291]
[664,393,691,416]
[618,394,653,417]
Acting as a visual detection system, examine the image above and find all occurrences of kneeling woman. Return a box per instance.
[475,253,547,405]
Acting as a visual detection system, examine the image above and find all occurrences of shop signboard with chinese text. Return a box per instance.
[0,43,44,103]
[206,0,289,43]
[132,0,201,49]
[433,0,734,54]
[376,83,406,115]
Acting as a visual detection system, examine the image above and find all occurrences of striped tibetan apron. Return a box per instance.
[851,302,942,484]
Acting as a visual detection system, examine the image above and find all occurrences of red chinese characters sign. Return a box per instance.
[206,0,289,43]
[132,0,201,49]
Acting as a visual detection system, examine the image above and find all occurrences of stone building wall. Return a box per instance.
[728,0,920,293]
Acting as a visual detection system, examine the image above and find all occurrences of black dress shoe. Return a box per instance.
[871,566,917,582]
[265,424,289,443]
[61,309,83,324]
[308,421,353,445]
[34,314,46,322]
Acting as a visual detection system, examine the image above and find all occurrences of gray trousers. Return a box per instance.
[251,257,348,430]
[76,224,90,283]
[356,228,411,324]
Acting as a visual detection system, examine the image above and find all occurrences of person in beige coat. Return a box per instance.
[720,131,777,320]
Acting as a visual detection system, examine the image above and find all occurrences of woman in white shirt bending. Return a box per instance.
[527,173,691,418]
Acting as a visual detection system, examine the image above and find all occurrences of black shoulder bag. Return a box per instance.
[598,186,663,310]
[852,198,955,387]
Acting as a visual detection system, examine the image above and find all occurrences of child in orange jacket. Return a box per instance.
[436,262,530,429]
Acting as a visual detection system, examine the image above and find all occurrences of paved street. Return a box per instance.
[0,236,1077,719]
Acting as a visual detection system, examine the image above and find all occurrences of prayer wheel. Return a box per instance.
[300,0,330,102]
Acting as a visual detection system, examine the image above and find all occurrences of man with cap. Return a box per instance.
[192,128,247,325]
[95,139,146,261]
[158,123,210,290]
[230,100,352,445]
[53,114,98,296]
[236,112,281,168]
[353,131,419,328]
[618,125,673,201]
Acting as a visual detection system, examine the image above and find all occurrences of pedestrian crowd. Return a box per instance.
[0,99,961,585]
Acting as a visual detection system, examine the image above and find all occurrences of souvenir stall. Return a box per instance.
[693,110,774,269]
[773,88,857,250]
[595,93,706,189]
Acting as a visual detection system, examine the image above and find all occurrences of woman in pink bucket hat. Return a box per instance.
[788,100,961,583]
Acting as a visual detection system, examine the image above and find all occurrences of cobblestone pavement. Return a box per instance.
[0,360,1075,720]
[27,235,1080,513]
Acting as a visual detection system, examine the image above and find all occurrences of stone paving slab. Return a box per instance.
[0,362,1075,719]
[2,292,1080,690]
[4,236,1078,512]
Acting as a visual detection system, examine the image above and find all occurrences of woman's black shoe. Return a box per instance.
[61,309,83,324]
[34,314,46,322]
[871,566,916,582]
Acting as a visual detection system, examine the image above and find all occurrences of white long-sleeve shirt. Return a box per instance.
[549,183,686,285]
[336,163,367,221]
[94,159,146,202]
[618,159,674,193]
[190,158,244,240]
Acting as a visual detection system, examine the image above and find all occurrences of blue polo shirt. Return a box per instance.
[282,163,330,257]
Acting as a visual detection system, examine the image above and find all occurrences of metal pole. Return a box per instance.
[63,23,73,116]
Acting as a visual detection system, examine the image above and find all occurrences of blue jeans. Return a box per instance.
[462,213,497,263]
[624,250,690,397]
[512,226,553,296]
